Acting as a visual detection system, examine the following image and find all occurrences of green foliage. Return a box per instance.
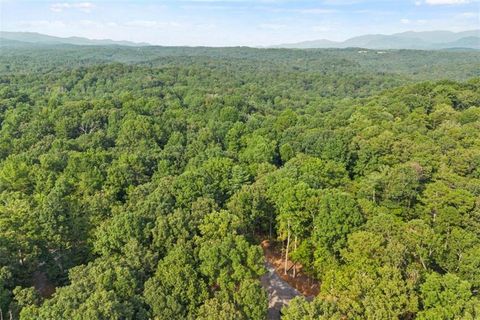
[21,258,148,320]
[239,134,277,165]
[233,279,268,320]
[144,244,208,320]
[312,190,364,255]
[417,273,480,320]
[0,267,12,316]
[321,265,418,319]
[198,234,265,290]
[282,297,342,320]
[197,297,242,320]
[0,45,479,319]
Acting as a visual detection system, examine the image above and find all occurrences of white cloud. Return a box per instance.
[294,8,337,14]
[79,19,96,26]
[259,23,287,30]
[322,0,363,4]
[269,7,337,14]
[126,20,183,29]
[312,25,331,32]
[126,20,158,28]
[18,20,67,28]
[424,0,470,5]
[458,11,478,17]
[400,18,428,25]
[50,2,95,13]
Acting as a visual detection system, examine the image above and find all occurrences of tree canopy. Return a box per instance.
[0,44,479,319]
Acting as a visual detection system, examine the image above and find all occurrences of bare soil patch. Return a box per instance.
[261,239,320,297]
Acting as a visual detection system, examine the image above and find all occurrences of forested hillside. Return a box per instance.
[0,46,479,319]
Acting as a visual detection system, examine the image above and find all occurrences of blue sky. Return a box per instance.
[1,0,478,46]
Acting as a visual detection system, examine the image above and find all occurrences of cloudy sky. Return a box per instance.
[1,0,478,46]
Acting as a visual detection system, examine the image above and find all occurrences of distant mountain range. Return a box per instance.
[1,30,479,50]
[271,30,480,50]
[0,31,150,47]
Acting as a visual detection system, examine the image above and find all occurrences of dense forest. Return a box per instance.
[0,45,480,319]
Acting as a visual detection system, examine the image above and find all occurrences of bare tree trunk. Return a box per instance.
[293,235,297,278]
[1,307,4,320]
[269,213,272,239]
[284,220,290,275]
[419,256,427,270]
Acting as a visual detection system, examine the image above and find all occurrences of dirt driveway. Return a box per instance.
[260,262,301,320]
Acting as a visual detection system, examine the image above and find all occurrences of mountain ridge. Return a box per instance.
[0,31,150,47]
[271,30,480,50]
[1,30,479,50]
